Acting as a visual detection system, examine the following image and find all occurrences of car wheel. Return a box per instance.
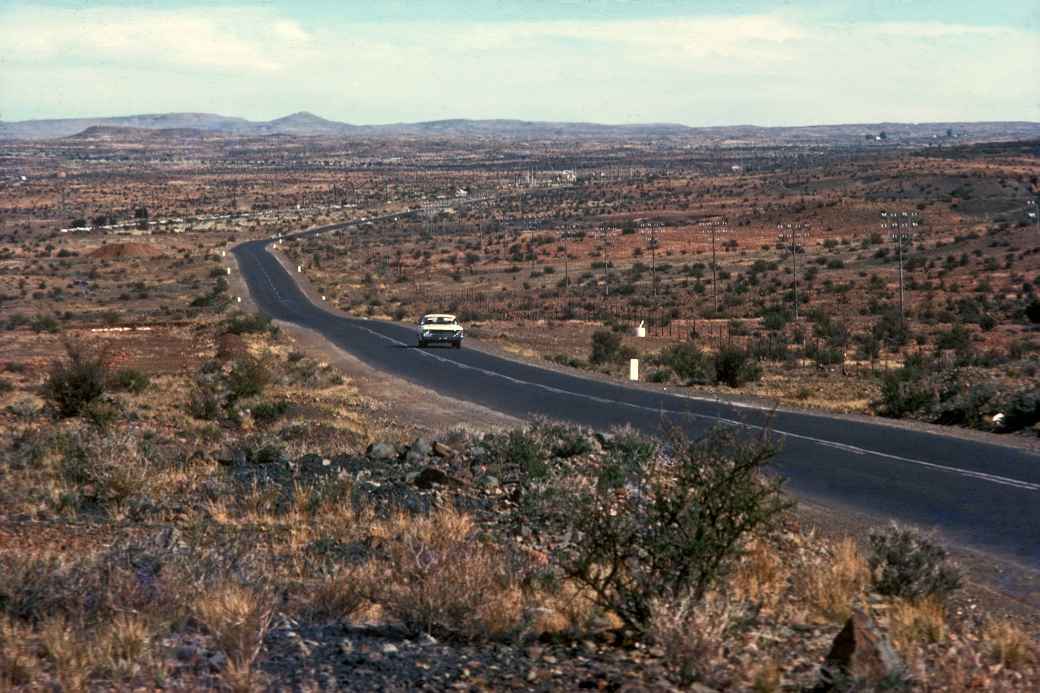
[453,341,461,349]
[417,339,425,348]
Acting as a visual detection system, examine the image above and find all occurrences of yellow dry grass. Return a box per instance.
[192,584,274,692]
[798,537,870,623]
[983,618,1038,670]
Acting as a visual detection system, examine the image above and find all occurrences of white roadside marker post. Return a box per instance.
[629,359,639,381]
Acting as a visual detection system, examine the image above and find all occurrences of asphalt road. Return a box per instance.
[234,221,1040,568]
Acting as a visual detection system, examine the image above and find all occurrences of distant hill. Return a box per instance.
[1,111,1038,143]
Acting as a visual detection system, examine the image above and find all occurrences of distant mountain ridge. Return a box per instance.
[1,111,1038,141]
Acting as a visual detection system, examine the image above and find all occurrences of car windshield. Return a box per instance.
[422,316,455,325]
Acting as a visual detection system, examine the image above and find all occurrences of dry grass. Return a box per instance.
[730,538,791,613]
[365,509,527,640]
[288,568,370,623]
[649,591,734,686]
[888,598,947,654]
[192,584,274,692]
[983,618,1038,670]
[798,537,870,623]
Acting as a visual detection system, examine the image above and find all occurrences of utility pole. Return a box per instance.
[698,216,729,313]
[562,234,569,294]
[1027,198,1039,234]
[880,211,921,323]
[599,227,612,297]
[777,222,812,321]
[649,227,660,297]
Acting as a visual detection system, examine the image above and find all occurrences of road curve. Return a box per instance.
[233,221,1040,568]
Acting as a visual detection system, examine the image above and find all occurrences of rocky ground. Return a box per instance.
[1,315,1037,691]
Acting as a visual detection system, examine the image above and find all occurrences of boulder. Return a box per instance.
[814,609,905,691]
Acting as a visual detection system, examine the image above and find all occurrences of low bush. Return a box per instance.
[189,380,223,421]
[714,346,761,387]
[43,341,109,418]
[660,343,714,384]
[226,356,272,401]
[877,364,933,419]
[589,330,624,365]
[486,427,549,480]
[1002,390,1040,432]
[867,523,961,602]
[224,312,277,336]
[252,400,291,427]
[520,425,788,632]
[110,368,150,394]
[648,368,671,383]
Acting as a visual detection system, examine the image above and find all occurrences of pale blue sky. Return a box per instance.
[1,1,1037,124]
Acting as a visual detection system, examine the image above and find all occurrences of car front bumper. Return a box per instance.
[421,332,463,343]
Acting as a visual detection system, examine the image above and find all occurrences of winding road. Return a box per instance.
[233,217,1040,569]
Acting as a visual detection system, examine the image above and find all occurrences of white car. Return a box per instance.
[417,314,464,349]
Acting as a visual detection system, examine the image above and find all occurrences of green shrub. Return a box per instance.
[487,428,548,480]
[43,341,109,418]
[226,356,271,401]
[30,315,61,334]
[0,377,13,394]
[188,379,223,421]
[714,346,761,387]
[110,368,150,394]
[225,312,277,335]
[867,523,962,602]
[661,343,714,384]
[590,330,623,365]
[521,426,788,632]
[648,368,671,383]
[933,380,996,427]
[877,365,932,419]
[252,400,291,427]
[1002,390,1040,432]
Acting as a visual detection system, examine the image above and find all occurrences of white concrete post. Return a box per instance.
[297,265,302,272]
[226,267,231,275]
[629,359,639,381]
[636,320,646,338]
[236,296,242,303]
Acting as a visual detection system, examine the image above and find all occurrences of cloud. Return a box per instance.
[0,6,310,73]
[0,4,1036,124]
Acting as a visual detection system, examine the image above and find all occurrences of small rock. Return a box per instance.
[433,441,457,458]
[339,639,355,655]
[418,633,438,646]
[381,643,399,655]
[476,474,500,490]
[175,644,198,661]
[404,449,427,465]
[815,609,905,691]
[208,651,228,670]
[411,438,434,456]
[367,442,398,461]
[413,467,459,490]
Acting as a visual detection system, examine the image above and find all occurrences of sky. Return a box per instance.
[1,0,1038,126]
